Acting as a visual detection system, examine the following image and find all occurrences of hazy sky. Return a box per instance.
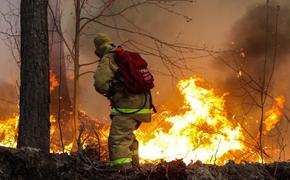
[0,0,287,118]
[0,0,274,112]
[0,0,264,82]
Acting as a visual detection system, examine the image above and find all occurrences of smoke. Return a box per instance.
[231,2,290,64]
[232,5,290,57]
[70,0,195,120]
[203,2,290,161]
[212,2,290,156]
[219,2,290,100]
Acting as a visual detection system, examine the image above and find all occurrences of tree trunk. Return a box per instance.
[17,0,50,154]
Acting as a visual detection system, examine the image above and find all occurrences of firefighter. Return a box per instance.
[93,33,152,170]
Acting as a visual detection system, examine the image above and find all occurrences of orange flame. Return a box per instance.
[0,115,18,148]
[137,77,244,165]
[50,70,59,92]
[264,96,285,133]
[0,76,286,164]
[0,115,74,153]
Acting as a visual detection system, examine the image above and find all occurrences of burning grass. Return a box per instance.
[0,76,286,165]
[137,77,244,165]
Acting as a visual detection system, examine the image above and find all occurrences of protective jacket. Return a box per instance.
[93,33,152,167]
[93,41,151,122]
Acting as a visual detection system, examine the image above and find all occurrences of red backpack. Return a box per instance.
[114,47,154,94]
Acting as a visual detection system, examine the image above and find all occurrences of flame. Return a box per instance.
[49,115,74,154]
[0,110,109,155]
[264,96,285,133]
[0,76,286,164]
[0,115,18,148]
[137,77,245,165]
[0,115,74,153]
[50,70,59,91]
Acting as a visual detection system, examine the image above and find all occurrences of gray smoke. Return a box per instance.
[215,2,290,136]
[229,2,290,85]
[221,2,290,96]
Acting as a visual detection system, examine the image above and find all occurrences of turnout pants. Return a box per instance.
[108,115,141,166]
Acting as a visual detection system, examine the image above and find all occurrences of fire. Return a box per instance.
[0,115,74,153]
[137,77,245,165]
[50,70,59,91]
[0,106,107,155]
[0,115,18,148]
[0,76,286,164]
[49,115,75,154]
[264,96,285,133]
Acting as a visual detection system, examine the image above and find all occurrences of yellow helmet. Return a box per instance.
[94,33,112,48]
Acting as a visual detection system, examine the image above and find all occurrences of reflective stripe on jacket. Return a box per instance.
[111,157,132,165]
[111,108,151,114]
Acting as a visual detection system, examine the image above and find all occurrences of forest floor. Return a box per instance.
[0,146,289,180]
